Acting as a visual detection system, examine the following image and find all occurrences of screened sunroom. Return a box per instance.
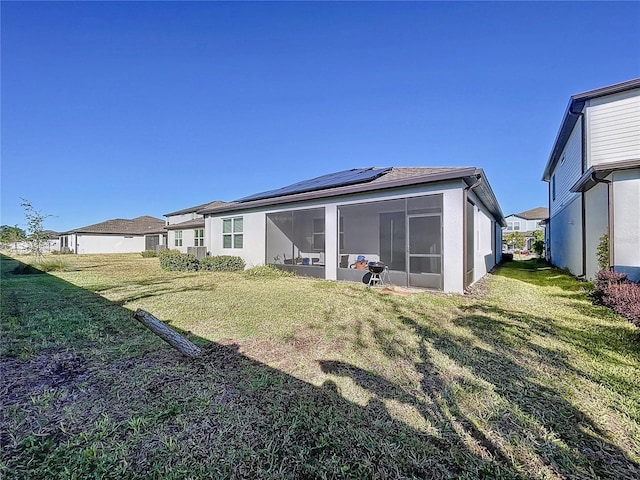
[337,194,443,289]
[266,207,326,278]
[264,195,443,288]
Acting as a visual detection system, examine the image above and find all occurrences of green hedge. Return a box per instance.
[159,250,245,272]
[199,255,245,272]
[159,250,199,272]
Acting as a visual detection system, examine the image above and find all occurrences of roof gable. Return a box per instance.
[508,207,549,220]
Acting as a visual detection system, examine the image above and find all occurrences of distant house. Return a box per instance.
[542,78,640,281]
[6,230,60,254]
[198,167,505,293]
[164,201,226,258]
[59,216,166,254]
[503,207,548,251]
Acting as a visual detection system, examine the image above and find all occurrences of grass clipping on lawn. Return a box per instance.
[1,253,639,480]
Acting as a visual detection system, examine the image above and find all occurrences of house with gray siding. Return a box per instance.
[198,167,505,294]
[503,207,548,251]
[542,78,640,281]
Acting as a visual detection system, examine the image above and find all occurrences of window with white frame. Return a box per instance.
[194,229,204,247]
[175,230,183,247]
[223,217,243,248]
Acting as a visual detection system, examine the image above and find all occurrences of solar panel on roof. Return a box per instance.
[235,167,392,202]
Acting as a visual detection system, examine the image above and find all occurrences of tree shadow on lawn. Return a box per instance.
[0,255,520,479]
[398,307,639,479]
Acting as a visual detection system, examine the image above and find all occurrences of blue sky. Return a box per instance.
[2,1,639,232]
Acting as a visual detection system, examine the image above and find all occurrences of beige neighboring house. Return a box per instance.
[503,207,548,252]
[542,78,640,281]
[59,216,166,254]
[164,201,227,258]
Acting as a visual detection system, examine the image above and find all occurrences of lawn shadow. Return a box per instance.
[0,254,519,478]
[397,307,638,479]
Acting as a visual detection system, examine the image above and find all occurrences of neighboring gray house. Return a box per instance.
[542,78,640,281]
[164,201,226,257]
[503,207,548,251]
[198,167,505,293]
[60,216,166,254]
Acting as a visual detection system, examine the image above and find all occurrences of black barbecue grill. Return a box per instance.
[366,261,386,287]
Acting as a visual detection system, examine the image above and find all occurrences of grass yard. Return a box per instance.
[1,253,639,479]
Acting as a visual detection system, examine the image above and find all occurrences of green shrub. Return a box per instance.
[141,250,159,258]
[199,255,245,272]
[597,233,609,270]
[159,250,199,272]
[245,265,294,278]
[34,258,69,272]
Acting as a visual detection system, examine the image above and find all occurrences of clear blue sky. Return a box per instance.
[2,1,639,232]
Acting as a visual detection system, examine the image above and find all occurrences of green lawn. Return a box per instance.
[1,253,639,479]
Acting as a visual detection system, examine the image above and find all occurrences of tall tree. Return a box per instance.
[504,231,526,258]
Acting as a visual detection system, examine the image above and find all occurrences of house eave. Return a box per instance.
[570,158,640,193]
[198,168,475,214]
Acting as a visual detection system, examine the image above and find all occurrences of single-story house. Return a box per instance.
[60,216,166,254]
[164,200,227,258]
[542,78,640,281]
[198,167,505,293]
[503,207,548,251]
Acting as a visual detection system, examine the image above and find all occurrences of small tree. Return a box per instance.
[596,233,609,271]
[504,231,526,257]
[532,230,545,257]
[20,199,53,261]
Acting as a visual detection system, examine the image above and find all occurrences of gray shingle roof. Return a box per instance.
[510,207,549,220]
[165,218,205,230]
[63,216,165,235]
[164,200,227,217]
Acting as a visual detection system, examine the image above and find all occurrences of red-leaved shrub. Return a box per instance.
[593,270,640,327]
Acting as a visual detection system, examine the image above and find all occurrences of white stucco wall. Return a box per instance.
[166,212,202,225]
[612,168,640,281]
[167,229,197,253]
[469,189,497,283]
[584,182,609,280]
[75,234,145,254]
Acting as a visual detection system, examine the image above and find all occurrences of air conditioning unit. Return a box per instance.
[187,246,207,259]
